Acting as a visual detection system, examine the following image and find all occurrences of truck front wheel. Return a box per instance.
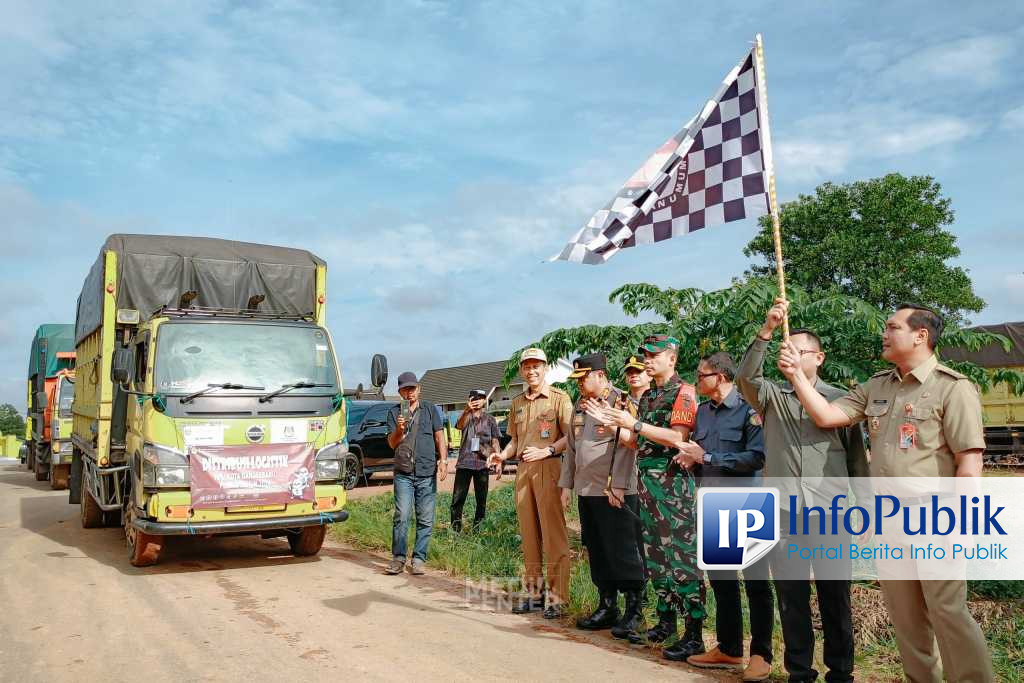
[126,507,163,567]
[288,525,327,556]
[80,473,104,529]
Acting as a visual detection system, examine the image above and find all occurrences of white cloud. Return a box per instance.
[1003,105,1024,131]
[775,106,978,182]
[882,35,1015,89]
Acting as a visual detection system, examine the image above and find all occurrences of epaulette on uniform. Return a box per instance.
[935,363,968,381]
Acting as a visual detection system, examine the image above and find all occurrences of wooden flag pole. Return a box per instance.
[753,33,789,341]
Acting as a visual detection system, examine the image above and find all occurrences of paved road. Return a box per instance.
[0,459,713,682]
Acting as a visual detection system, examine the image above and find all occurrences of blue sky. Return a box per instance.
[2,1,1023,410]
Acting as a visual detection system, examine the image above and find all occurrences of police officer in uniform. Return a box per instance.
[589,335,705,658]
[490,348,573,619]
[559,353,645,632]
[778,303,994,683]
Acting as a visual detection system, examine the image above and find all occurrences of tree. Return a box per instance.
[504,279,1024,396]
[0,404,25,437]
[743,174,984,324]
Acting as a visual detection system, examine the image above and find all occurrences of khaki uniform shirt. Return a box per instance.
[560,387,638,496]
[832,355,986,478]
[507,384,572,459]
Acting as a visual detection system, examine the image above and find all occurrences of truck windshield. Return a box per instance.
[58,379,74,418]
[154,323,339,396]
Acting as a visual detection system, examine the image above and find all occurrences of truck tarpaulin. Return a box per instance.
[188,443,316,510]
[28,324,76,379]
[75,234,327,344]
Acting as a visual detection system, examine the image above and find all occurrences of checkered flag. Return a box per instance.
[554,45,775,264]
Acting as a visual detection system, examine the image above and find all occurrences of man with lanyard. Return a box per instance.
[778,303,994,683]
[589,335,704,658]
[489,348,573,619]
[677,351,770,679]
[450,389,501,532]
[559,353,645,633]
[385,371,448,576]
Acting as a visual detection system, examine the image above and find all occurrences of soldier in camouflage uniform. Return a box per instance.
[588,335,705,657]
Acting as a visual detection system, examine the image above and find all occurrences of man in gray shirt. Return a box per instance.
[559,353,645,633]
[736,301,868,683]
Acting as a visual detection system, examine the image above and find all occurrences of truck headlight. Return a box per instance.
[60,441,73,454]
[315,442,348,481]
[142,443,190,487]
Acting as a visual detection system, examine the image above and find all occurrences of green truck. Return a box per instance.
[71,234,380,566]
[25,324,76,487]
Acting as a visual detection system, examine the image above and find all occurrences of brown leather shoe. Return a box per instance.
[686,646,743,669]
[742,654,771,681]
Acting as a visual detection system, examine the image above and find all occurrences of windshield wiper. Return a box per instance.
[259,382,334,403]
[180,382,266,404]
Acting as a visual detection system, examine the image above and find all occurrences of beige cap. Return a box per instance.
[519,347,548,364]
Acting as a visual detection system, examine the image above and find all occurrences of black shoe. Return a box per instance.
[628,609,676,644]
[543,604,566,620]
[511,594,545,614]
[663,617,706,661]
[576,591,619,630]
[610,590,644,639]
[451,519,463,533]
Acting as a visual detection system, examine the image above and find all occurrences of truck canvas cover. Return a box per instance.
[942,322,1024,368]
[75,234,326,344]
[27,324,75,379]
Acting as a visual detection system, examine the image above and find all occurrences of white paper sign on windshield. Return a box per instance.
[271,419,308,444]
[183,423,225,447]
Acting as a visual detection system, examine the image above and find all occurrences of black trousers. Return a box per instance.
[708,553,774,660]
[770,514,854,682]
[578,494,645,593]
[450,467,489,528]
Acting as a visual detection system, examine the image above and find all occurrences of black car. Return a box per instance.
[344,399,399,488]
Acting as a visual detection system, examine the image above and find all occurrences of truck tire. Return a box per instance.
[343,453,361,490]
[126,506,163,567]
[34,453,48,481]
[288,525,326,556]
[50,463,69,490]
[80,474,104,529]
[26,443,35,471]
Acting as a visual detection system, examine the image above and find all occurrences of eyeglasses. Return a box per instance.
[696,371,721,380]
[797,350,821,356]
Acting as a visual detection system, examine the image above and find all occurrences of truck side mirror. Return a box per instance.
[111,346,134,386]
[35,391,48,409]
[370,354,388,389]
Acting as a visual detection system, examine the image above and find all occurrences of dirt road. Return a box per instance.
[0,459,713,682]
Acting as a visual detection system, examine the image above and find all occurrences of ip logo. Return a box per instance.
[698,488,780,570]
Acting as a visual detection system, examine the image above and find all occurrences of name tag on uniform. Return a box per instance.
[470,437,480,452]
[899,423,916,449]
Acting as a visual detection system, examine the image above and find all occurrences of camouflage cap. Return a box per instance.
[638,334,680,354]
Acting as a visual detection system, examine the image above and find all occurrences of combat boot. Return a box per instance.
[628,608,676,644]
[610,589,644,640]
[576,590,619,630]
[663,616,706,661]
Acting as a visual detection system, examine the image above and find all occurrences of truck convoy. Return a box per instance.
[71,234,381,566]
[25,324,76,488]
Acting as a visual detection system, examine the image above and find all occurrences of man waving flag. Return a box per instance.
[554,40,776,264]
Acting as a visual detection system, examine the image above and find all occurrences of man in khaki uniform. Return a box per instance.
[490,348,572,619]
[778,303,993,683]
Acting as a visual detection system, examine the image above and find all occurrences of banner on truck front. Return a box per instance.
[189,443,315,509]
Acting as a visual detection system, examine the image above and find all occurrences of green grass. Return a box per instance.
[331,483,1024,681]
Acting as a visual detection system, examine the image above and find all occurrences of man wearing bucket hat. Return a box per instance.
[559,353,646,633]
[384,371,447,576]
[489,347,572,619]
[587,334,705,657]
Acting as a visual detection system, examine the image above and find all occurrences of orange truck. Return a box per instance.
[26,324,76,488]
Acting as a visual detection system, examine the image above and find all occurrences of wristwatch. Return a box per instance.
[547,445,556,457]
[633,420,643,434]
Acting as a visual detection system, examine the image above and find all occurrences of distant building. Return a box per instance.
[419,360,525,415]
